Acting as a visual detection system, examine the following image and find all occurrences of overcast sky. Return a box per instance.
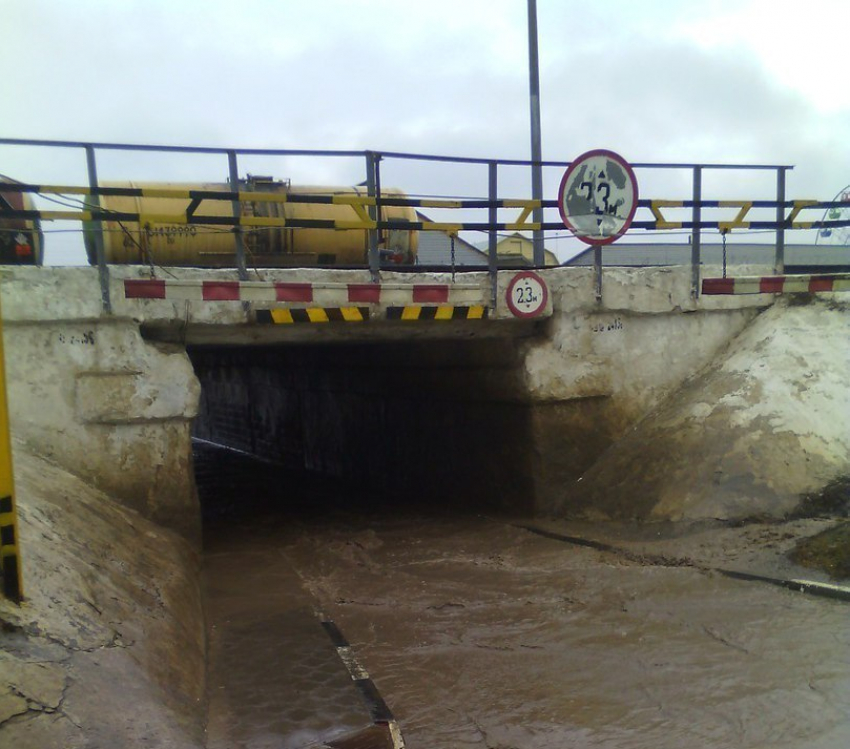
[2,0,849,263]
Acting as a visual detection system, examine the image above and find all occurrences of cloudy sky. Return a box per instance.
[2,0,849,262]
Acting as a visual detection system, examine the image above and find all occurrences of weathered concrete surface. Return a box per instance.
[100,263,767,332]
[0,263,803,523]
[520,267,766,510]
[176,265,771,517]
[562,297,850,520]
[2,267,201,541]
[522,266,765,411]
[0,441,205,749]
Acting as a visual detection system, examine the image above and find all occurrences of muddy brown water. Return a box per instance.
[197,444,850,749]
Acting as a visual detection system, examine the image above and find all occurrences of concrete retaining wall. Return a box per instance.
[564,297,850,521]
[2,268,201,541]
[518,267,764,511]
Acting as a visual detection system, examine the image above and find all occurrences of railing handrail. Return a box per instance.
[0,137,820,308]
[2,181,847,234]
[0,136,795,172]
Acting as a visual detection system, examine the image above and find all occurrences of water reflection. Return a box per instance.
[197,443,850,749]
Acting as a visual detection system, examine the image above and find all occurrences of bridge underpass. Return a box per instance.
[185,324,850,749]
[184,323,560,749]
[163,275,848,748]
[5,263,850,749]
[4,138,850,747]
[189,337,540,518]
[185,331,582,747]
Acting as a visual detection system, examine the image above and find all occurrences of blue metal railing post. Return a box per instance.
[365,151,380,281]
[488,161,498,308]
[84,145,112,314]
[691,165,702,298]
[775,167,786,274]
[226,150,249,281]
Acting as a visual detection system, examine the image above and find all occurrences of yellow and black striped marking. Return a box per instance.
[0,292,23,603]
[0,495,20,602]
[256,307,370,324]
[386,305,488,321]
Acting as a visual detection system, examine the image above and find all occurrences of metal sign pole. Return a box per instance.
[527,0,545,266]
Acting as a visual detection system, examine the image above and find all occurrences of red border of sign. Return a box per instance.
[557,149,639,246]
[506,271,549,318]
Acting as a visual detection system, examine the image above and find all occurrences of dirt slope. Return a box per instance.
[562,297,850,521]
[0,443,205,749]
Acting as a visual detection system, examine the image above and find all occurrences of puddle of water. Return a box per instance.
[203,524,375,748]
[197,444,850,749]
[283,516,850,749]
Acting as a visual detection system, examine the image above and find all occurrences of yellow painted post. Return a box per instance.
[0,286,23,602]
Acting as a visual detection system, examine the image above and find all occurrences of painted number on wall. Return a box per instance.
[591,317,624,333]
[57,331,96,345]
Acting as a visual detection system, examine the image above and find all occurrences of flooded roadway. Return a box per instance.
[197,444,850,749]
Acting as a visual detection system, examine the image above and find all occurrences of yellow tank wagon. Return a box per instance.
[84,176,418,267]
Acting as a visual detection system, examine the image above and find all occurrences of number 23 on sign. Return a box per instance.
[506,271,548,318]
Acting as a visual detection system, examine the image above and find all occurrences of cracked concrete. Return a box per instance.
[0,442,205,749]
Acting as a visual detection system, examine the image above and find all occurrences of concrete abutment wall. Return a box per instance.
[3,314,201,542]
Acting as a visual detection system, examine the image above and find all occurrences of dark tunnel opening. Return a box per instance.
[186,338,539,534]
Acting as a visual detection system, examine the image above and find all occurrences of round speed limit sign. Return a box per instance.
[558,149,638,245]
[506,271,548,318]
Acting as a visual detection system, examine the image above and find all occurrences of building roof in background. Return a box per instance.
[563,243,850,271]
[415,212,488,267]
[473,232,559,266]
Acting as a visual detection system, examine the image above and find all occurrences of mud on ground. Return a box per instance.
[529,514,849,584]
[0,443,205,749]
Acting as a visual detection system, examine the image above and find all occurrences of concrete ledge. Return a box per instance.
[76,370,197,424]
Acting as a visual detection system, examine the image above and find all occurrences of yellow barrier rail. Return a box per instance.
[0,285,23,603]
[1,182,847,234]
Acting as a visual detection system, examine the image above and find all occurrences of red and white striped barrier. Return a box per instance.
[702,274,850,295]
[123,279,486,306]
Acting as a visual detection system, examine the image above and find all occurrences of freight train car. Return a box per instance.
[0,175,43,265]
[83,175,418,267]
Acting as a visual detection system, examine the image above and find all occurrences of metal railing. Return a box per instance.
[3,137,850,312]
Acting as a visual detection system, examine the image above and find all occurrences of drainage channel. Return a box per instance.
[196,440,404,749]
[195,441,850,748]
